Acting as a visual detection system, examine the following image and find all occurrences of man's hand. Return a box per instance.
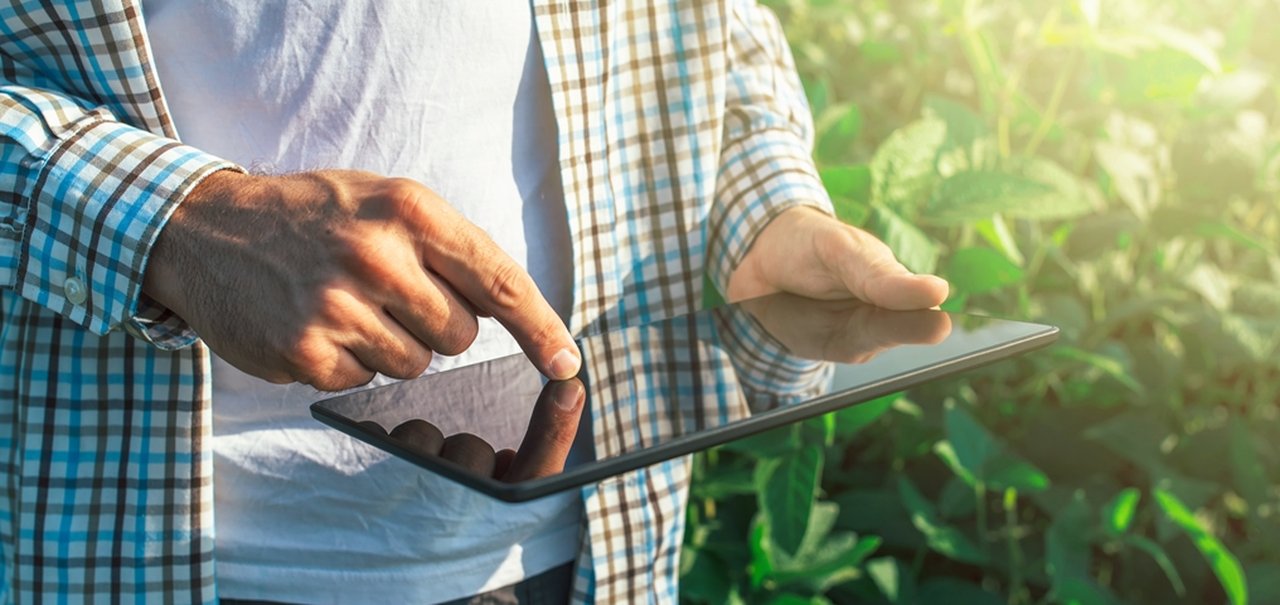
[143,170,580,391]
[727,207,949,309]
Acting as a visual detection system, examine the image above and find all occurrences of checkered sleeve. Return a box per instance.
[707,0,835,295]
[0,83,239,349]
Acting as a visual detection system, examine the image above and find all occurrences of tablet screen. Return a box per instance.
[311,293,1057,501]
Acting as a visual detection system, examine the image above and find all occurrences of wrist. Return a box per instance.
[142,169,255,316]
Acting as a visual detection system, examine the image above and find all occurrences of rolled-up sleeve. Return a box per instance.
[1,84,238,349]
[706,0,835,294]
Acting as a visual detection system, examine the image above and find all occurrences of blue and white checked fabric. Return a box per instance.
[2,0,832,602]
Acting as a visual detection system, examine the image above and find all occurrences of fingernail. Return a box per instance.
[554,380,585,411]
[549,348,581,379]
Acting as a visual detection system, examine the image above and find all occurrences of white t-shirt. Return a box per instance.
[143,2,579,603]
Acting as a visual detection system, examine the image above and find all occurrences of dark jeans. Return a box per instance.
[219,561,574,605]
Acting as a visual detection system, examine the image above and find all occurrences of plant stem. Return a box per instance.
[1004,488,1025,605]
[1022,3,1078,157]
[976,481,989,551]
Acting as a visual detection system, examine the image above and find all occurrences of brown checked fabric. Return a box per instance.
[1,1,832,603]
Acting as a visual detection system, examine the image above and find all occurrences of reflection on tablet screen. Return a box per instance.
[312,293,1057,501]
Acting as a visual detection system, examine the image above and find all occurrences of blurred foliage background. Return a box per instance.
[683,0,1280,603]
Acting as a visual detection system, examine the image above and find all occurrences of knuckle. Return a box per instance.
[384,178,439,220]
[817,223,861,254]
[433,314,479,356]
[382,343,431,379]
[485,263,532,312]
[282,333,327,371]
[384,177,426,200]
[531,314,568,347]
[313,370,373,392]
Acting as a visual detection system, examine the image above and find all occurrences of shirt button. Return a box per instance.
[64,276,88,306]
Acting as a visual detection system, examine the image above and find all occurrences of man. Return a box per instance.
[0,0,947,603]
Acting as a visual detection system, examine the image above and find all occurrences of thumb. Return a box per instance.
[829,227,950,310]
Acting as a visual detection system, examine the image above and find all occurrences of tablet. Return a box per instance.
[311,293,1058,502]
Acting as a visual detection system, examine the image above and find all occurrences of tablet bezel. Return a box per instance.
[310,310,1058,502]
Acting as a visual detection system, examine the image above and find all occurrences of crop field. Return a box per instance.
[683,1,1280,603]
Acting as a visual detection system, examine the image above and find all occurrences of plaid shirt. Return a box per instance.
[0,0,831,602]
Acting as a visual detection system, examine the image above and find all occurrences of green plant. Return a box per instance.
[684,1,1280,603]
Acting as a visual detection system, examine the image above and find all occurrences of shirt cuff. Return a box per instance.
[707,128,835,296]
[18,111,239,349]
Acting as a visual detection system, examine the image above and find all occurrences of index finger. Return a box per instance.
[422,218,580,380]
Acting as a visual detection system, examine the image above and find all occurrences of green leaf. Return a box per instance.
[871,117,946,210]
[691,462,757,500]
[754,457,784,493]
[760,445,824,556]
[833,489,923,551]
[945,247,1025,295]
[1153,489,1248,605]
[944,401,999,479]
[1151,207,1276,254]
[1083,409,1171,473]
[925,169,1096,224]
[1011,156,1104,218]
[802,412,835,449]
[1052,346,1144,394]
[1184,263,1233,310]
[859,39,903,64]
[1148,24,1222,73]
[934,440,978,487]
[1233,282,1280,316]
[867,557,900,601]
[984,454,1050,493]
[937,475,978,519]
[725,425,800,458]
[939,292,968,313]
[680,550,734,604]
[1095,142,1160,218]
[925,95,989,151]
[788,501,841,564]
[832,392,899,441]
[815,103,864,162]
[749,514,775,589]
[1117,48,1210,101]
[820,165,872,199]
[973,215,1024,266]
[869,205,939,274]
[1190,310,1279,364]
[897,476,988,565]
[1198,69,1270,110]
[1123,534,1187,597]
[803,77,831,117]
[773,527,882,592]
[1101,488,1141,536]
[820,165,872,225]
[1046,492,1118,605]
